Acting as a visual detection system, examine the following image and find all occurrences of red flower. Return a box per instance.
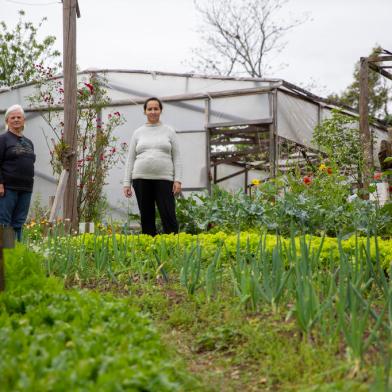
[326,167,333,175]
[114,111,120,116]
[86,156,93,161]
[374,172,382,180]
[84,83,94,94]
[303,176,312,185]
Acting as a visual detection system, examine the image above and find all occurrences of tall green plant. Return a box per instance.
[0,10,61,87]
[312,110,364,183]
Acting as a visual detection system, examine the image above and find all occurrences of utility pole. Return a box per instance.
[62,0,80,231]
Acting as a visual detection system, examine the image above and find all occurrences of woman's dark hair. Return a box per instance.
[143,97,163,111]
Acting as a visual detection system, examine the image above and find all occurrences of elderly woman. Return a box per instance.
[123,97,182,236]
[0,104,35,240]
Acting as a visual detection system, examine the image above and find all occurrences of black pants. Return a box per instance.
[132,179,178,236]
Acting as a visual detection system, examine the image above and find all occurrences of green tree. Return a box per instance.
[328,46,391,123]
[0,10,61,87]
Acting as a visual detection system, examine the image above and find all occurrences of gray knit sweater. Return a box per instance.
[123,123,183,186]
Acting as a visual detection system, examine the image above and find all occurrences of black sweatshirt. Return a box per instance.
[0,131,35,192]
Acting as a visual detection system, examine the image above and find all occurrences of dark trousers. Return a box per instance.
[0,188,32,241]
[132,179,178,236]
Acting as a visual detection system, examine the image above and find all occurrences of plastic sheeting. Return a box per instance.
[277,92,319,148]
[209,93,271,125]
[102,71,271,101]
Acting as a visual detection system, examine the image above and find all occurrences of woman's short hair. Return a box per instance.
[143,97,163,111]
[5,104,25,130]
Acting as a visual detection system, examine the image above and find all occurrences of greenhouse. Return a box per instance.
[0,69,389,216]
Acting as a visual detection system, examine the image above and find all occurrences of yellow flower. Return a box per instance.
[251,179,261,186]
[319,163,326,171]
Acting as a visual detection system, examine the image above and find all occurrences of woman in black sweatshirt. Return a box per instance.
[0,104,35,240]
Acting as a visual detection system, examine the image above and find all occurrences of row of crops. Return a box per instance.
[28,230,392,375]
[2,228,392,390]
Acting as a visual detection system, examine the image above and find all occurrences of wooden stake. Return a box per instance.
[0,227,4,292]
[49,170,70,222]
[63,0,79,231]
[0,227,15,292]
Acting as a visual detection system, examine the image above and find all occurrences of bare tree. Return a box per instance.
[189,0,305,77]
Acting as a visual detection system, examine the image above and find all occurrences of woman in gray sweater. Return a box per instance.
[123,97,182,236]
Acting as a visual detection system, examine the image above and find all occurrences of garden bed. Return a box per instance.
[9,230,392,390]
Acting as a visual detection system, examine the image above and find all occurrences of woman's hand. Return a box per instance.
[123,186,133,198]
[0,184,4,197]
[172,181,182,195]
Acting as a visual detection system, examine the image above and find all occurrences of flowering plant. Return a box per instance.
[28,70,126,221]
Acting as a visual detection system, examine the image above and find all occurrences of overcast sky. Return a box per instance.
[1,0,391,96]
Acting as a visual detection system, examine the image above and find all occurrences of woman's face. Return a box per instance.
[6,110,25,133]
[144,100,161,124]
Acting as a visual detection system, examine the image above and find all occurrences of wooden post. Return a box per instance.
[49,170,70,223]
[0,227,16,292]
[63,0,79,231]
[359,57,372,198]
[244,165,248,194]
[205,98,212,194]
[0,228,4,292]
[269,89,278,178]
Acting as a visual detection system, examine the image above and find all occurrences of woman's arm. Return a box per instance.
[122,133,137,197]
[170,129,183,185]
[0,135,5,196]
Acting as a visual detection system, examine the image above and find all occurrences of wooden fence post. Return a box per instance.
[0,227,16,292]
